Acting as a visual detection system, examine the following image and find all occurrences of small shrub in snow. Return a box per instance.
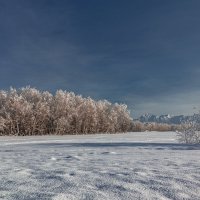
[177,114,200,144]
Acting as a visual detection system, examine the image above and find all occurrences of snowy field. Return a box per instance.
[0,132,200,200]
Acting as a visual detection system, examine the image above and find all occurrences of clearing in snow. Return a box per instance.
[0,132,199,200]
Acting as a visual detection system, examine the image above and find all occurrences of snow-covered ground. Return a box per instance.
[0,132,199,200]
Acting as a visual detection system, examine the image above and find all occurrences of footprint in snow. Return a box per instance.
[69,172,76,176]
[101,151,116,155]
[64,155,80,160]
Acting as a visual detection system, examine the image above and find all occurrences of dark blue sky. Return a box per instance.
[1,0,200,117]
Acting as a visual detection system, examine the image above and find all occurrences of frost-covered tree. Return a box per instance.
[0,87,132,135]
[177,114,200,144]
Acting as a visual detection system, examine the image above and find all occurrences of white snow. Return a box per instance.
[0,132,199,200]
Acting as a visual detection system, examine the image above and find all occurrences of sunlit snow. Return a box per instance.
[0,132,199,199]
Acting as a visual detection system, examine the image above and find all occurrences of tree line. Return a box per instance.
[0,87,132,136]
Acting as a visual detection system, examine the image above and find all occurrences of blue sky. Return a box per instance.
[1,0,200,117]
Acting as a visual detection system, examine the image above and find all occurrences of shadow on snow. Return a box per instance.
[34,142,200,150]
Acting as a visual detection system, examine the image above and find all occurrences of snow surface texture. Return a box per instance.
[0,132,199,200]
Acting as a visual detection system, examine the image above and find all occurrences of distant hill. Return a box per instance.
[137,113,198,124]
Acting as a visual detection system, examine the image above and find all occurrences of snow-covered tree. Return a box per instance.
[177,114,200,144]
[0,87,133,135]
